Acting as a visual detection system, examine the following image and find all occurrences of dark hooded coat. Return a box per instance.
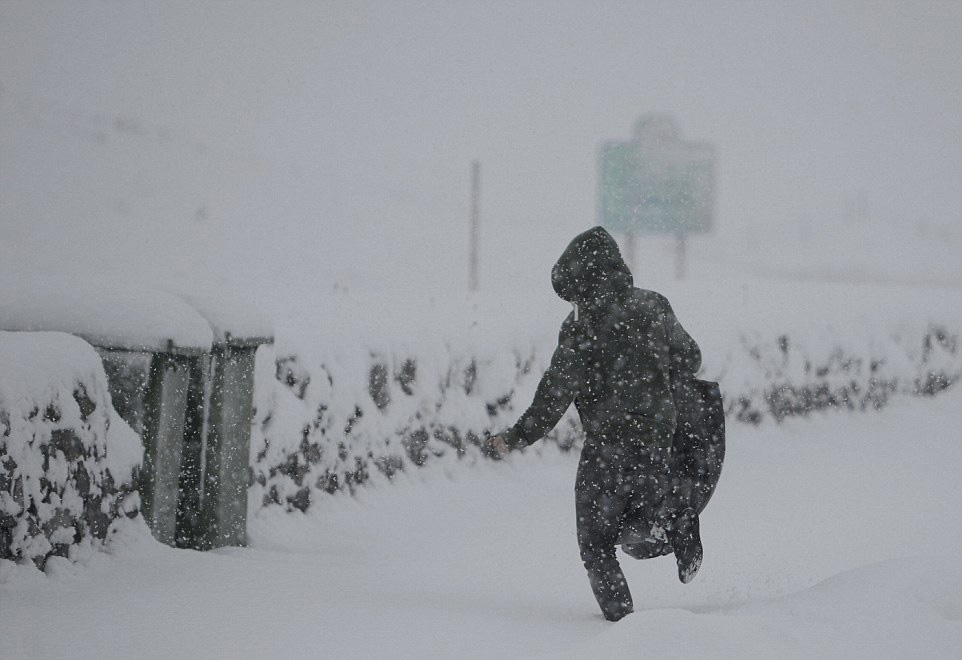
[504,226,701,450]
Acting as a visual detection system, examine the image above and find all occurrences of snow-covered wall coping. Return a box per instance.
[0,284,214,354]
[174,289,273,346]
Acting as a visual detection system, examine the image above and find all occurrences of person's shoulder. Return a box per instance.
[629,287,672,310]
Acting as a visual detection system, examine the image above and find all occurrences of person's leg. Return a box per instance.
[634,449,703,584]
[622,445,672,527]
[575,442,635,621]
[619,436,673,554]
[617,428,704,583]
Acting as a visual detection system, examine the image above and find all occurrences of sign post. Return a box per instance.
[599,115,714,278]
[469,160,480,292]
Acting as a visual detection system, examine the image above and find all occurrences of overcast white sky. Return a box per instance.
[1,1,960,295]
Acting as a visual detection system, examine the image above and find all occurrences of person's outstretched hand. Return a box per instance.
[483,434,510,459]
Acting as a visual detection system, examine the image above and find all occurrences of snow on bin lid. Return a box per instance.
[173,289,274,347]
[0,284,214,354]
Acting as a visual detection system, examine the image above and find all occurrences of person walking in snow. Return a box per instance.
[486,226,704,622]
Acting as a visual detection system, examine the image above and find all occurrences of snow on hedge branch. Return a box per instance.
[0,331,142,568]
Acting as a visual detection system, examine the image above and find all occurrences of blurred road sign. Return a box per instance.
[600,115,714,235]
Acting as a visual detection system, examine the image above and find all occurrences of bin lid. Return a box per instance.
[169,289,274,348]
[0,283,214,355]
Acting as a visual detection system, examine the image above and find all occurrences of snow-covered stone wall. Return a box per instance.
[250,344,559,513]
[0,331,142,567]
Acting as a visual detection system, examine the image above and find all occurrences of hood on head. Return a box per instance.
[551,226,633,305]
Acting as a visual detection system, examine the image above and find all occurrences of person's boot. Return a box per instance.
[669,508,703,584]
[586,565,633,621]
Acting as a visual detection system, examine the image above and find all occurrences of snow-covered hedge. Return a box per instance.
[251,346,553,512]
[250,323,959,514]
[726,325,958,424]
[0,331,142,568]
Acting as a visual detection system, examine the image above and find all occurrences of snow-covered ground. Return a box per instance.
[2,3,960,658]
[2,383,959,660]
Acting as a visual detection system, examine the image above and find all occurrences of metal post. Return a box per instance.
[469,160,480,292]
[675,231,687,280]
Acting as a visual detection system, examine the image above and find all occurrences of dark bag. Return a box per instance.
[670,378,726,516]
[621,378,725,559]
